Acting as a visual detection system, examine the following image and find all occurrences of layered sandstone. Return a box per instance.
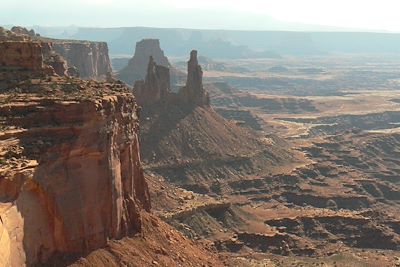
[1,26,112,80]
[133,56,170,106]
[178,50,210,107]
[0,41,44,71]
[0,40,72,79]
[133,50,209,108]
[0,32,227,266]
[0,75,150,265]
[52,41,112,80]
[0,27,71,78]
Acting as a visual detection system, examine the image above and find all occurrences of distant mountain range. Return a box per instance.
[5,25,400,58]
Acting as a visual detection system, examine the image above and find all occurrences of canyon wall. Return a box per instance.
[0,39,72,78]
[0,29,150,265]
[52,41,112,79]
[0,41,44,71]
[0,41,69,79]
[1,26,112,80]
[0,82,150,266]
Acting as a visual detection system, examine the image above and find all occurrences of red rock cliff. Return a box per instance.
[132,50,210,108]
[0,27,70,77]
[52,41,112,80]
[0,41,44,71]
[0,78,150,266]
[178,50,210,107]
[1,26,112,80]
[133,56,170,106]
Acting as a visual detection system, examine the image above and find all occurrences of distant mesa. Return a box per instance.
[133,49,209,108]
[118,39,170,85]
[111,57,130,71]
[118,38,185,88]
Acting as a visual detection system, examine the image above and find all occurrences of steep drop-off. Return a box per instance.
[0,30,223,267]
[0,77,151,266]
[52,41,112,79]
[1,26,112,80]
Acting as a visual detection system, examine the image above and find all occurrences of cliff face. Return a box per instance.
[0,76,150,266]
[0,41,44,71]
[178,50,210,107]
[2,26,112,80]
[133,50,209,108]
[0,27,225,267]
[52,41,112,80]
[0,40,69,79]
[133,56,170,106]
[0,27,79,78]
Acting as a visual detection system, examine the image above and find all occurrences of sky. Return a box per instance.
[3,0,400,32]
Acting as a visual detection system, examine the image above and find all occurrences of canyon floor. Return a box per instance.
[146,55,400,266]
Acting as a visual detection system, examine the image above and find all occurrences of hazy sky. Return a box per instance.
[3,0,400,31]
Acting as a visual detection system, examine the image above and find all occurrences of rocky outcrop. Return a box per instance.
[45,52,69,76]
[0,28,71,79]
[133,56,170,106]
[0,26,37,42]
[178,50,210,107]
[0,26,112,80]
[10,26,38,37]
[0,41,45,71]
[52,41,112,80]
[0,78,151,266]
[133,50,209,108]
[0,40,74,79]
[118,39,170,85]
[39,42,71,77]
[0,32,226,267]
